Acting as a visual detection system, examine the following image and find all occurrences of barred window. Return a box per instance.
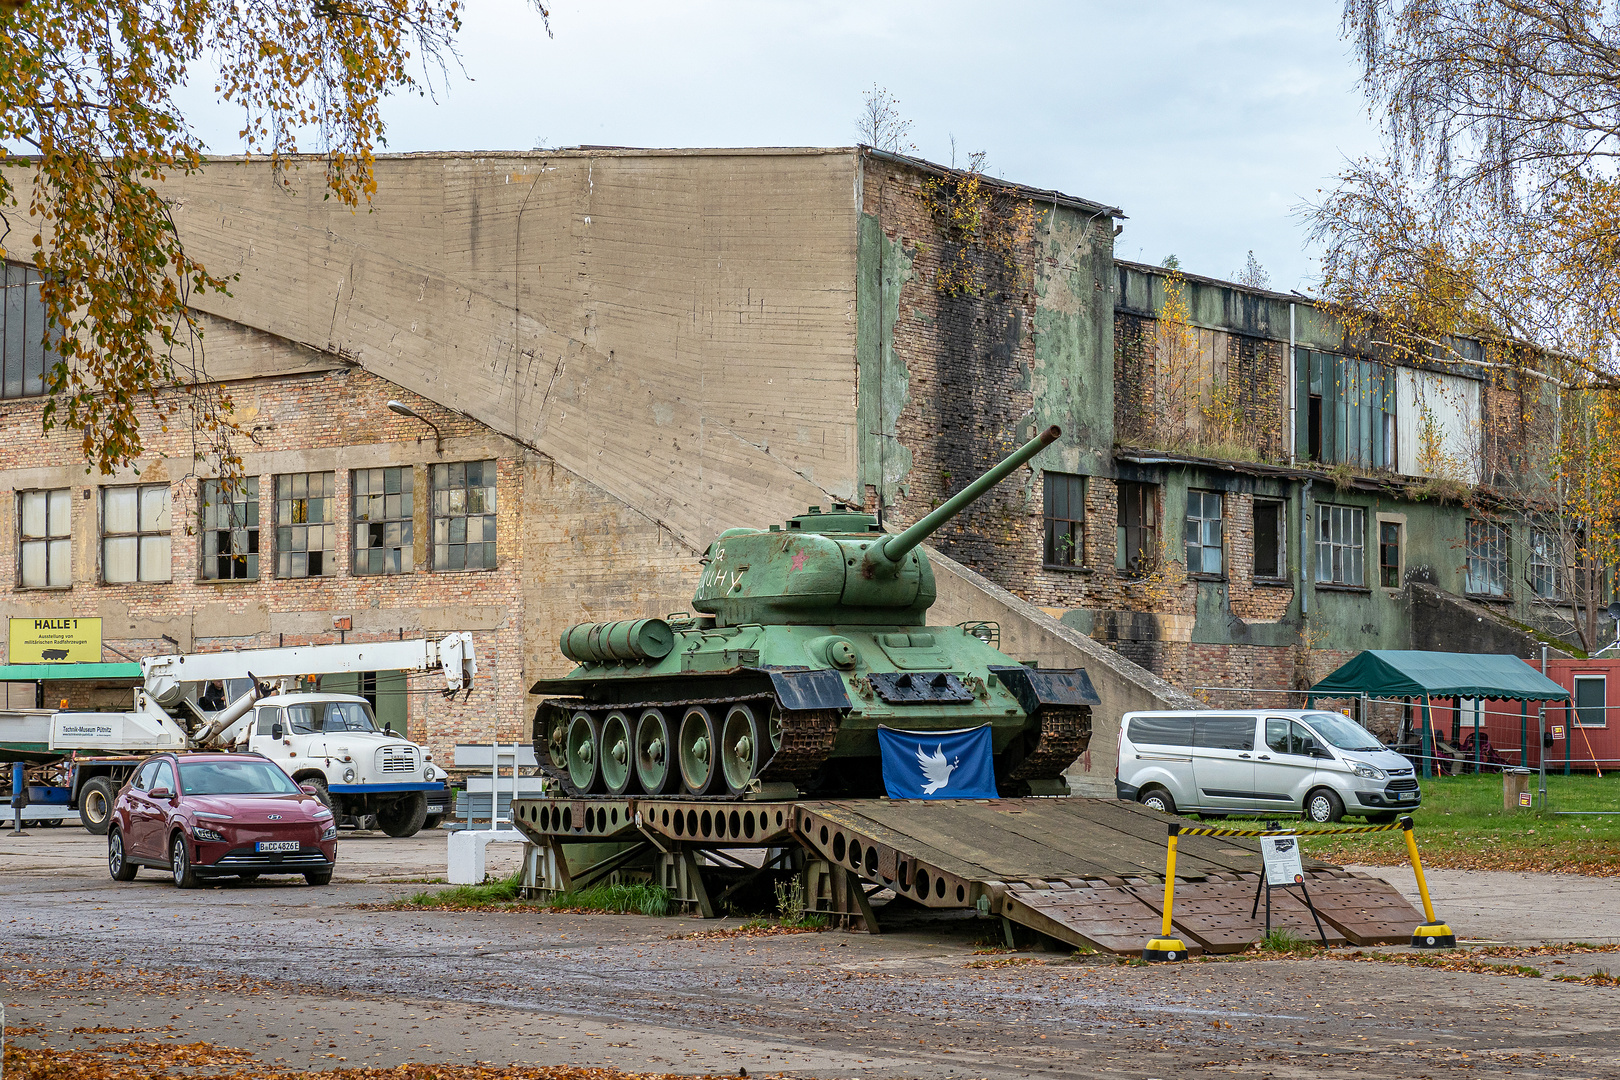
[1185,490,1223,576]
[18,488,70,589]
[1316,504,1365,587]
[352,467,414,576]
[1466,518,1508,597]
[2,262,53,400]
[102,485,171,583]
[200,478,259,580]
[1528,529,1562,600]
[1042,472,1084,568]
[431,460,497,571]
[275,472,336,579]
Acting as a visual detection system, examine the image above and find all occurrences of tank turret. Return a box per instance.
[530,424,1098,801]
[690,426,1060,627]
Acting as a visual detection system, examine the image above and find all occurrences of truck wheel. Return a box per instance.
[108,827,138,881]
[80,777,116,835]
[377,792,428,838]
[300,774,332,810]
[422,815,444,831]
[170,833,199,889]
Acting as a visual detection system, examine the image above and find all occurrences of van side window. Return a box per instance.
[1292,721,1322,755]
[1265,718,1290,754]
[255,706,281,736]
[1266,719,1319,755]
[1127,715,1194,746]
[1194,716,1256,751]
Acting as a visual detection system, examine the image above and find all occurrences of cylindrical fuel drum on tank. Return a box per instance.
[559,618,675,664]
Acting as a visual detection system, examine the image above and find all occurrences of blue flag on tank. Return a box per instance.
[877,725,997,800]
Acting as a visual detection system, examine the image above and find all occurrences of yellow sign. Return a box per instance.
[8,617,102,663]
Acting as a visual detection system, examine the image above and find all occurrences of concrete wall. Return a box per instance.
[927,549,1200,796]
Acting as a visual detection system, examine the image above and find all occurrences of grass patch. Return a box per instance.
[1219,774,1620,875]
[401,870,534,910]
[1257,927,1320,955]
[549,882,672,916]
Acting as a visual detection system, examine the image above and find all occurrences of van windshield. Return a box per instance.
[1304,712,1384,752]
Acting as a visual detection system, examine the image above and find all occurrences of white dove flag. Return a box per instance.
[876,725,997,799]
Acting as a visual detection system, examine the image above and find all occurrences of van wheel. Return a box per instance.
[1138,786,1176,815]
[1304,788,1345,824]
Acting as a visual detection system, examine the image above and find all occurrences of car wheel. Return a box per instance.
[304,869,334,886]
[1304,788,1346,824]
[80,777,116,836]
[108,827,138,882]
[170,833,200,889]
[300,774,333,810]
[376,792,428,838]
[1138,786,1176,815]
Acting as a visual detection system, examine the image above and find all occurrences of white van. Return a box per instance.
[1115,709,1420,823]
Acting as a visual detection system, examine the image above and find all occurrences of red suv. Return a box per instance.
[107,752,338,888]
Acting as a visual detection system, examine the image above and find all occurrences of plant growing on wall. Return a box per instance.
[919,154,1039,299]
[0,0,550,477]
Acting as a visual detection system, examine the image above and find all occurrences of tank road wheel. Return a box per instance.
[767,707,783,753]
[720,703,762,795]
[635,709,676,795]
[600,711,635,797]
[678,706,720,796]
[566,711,603,794]
[542,708,570,774]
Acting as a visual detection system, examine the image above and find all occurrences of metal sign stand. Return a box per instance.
[1250,823,1329,946]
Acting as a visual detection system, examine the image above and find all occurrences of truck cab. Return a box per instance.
[241,693,444,836]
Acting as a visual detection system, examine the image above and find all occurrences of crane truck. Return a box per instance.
[3,633,476,837]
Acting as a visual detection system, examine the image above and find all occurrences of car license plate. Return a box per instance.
[256,841,300,853]
[1398,792,1418,801]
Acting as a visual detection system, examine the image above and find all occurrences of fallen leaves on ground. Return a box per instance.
[1315,840,1620,876]
[964,957,1045,969]
[1553,969,1619,986]
[354,901,548,914]
[1329,950,1543,977]
[670,924,827,940]
[3,1042,738,1080]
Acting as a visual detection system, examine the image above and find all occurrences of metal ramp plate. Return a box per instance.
[1001,884,1204,956]
[1291,873,1424,945]
[1129,878,1351,952]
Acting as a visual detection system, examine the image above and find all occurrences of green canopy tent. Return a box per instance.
[1308,650,1569,779]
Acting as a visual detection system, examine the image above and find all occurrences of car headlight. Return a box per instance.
[1352,763,1386,780]
[342,767,357,783]
[320,824,338,841]
[423,764,437,782]
[193,826,226,842]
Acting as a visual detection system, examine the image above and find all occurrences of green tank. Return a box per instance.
[530,425,1099,799]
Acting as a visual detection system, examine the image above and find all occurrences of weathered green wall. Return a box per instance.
[1031,205,1116,477]
[855,212,915,505]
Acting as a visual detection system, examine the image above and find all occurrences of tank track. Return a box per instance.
[1005,706,1093,782]
[535,695,842,800]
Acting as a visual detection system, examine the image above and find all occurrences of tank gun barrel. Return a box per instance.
[863,425,1060,577]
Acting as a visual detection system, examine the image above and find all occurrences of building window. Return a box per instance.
[431,460,497,571]
[1,262,52,400]
[1316,504,1365,587]
[1116,481,1159,575]
[199,478,259,581]
[18,488,70,589]
[1574,675,1607,728]
[353,467,414,576]
[1465,518,1509,597]
[1253,499,1285,579]
[1042,472,1085,568]
[1185,490,1223,576]
[1379,520,1402,589]
[101,485,171,583]
[275,472,337,578]
[1300,350,1395,469]
[1528,529,1562,600]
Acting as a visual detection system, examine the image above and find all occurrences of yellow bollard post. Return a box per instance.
[1401,815,1454,948]
[1143,824,1189,962]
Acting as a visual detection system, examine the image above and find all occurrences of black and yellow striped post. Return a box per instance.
[1143,823,1189,962]
[1401,814,1454,948]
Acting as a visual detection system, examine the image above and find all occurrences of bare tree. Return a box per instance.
[1234,251,1270,290]
[856,84,914,153]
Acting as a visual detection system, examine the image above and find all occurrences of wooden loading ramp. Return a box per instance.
[790,798,1422,954]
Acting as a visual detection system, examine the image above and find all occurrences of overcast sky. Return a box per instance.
[184,1,1382,292]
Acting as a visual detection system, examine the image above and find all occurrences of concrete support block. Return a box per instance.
[446,828,526,885]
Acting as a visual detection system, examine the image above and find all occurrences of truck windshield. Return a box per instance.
[284,701,378,734]
[180,760,301,795]
[1303,712,1384,752]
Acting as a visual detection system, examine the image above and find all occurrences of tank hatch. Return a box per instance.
[785,506,882,534]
